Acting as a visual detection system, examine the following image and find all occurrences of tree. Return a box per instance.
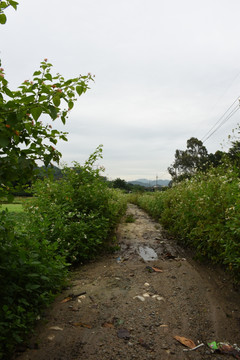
[112,178,130,191]
[168,137,208,182]
[207,150,225,168]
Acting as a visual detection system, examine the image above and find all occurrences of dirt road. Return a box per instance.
[14,204,240,360]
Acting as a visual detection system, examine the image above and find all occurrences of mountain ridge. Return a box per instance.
[128,178,170,187]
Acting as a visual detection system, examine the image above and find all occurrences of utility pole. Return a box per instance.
[156,174,158,187]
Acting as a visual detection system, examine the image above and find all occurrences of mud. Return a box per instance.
[13,204,240,360]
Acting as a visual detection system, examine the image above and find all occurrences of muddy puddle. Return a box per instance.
[117,204,180,263]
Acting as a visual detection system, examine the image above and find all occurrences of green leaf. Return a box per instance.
[0,2,7,9]
[27,272,40,277]
[50,137,57,145]
[3,86,14,98]
[41,85,51,94]
[0,13,7,24]
[48,105,58,120]
[60,135,68,141]
[29,261,41,266]
[61,115,66,124]
[31,107,42,121]
[64,79,72,86]
[52,95,60,107]
[68,100,74,109]
[45,73,52,81]
[9,1,19,10]
[33,70,41,76]
[0,77,8,86]
[24,95,35,103]
[76,85,84,96]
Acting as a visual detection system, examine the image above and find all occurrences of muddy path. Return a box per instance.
[14,204,240,360]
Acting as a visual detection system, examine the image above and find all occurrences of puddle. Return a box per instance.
[138,246,158,261]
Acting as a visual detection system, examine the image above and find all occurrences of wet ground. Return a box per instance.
[13,204,240,360]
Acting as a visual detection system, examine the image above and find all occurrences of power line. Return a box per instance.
[202,104,239,143]
[209,70,240,111]
[201,97,239,142]
[201,97,240,143]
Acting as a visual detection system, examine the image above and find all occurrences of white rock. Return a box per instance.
[49,326,63,331]
[133,295,145,302]
[48,335,55,341]
[143,293,150,297]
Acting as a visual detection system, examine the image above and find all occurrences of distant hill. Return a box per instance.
[128,179,170,187]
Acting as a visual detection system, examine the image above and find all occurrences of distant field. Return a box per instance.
[1,203,23,212]
[1,197,31,212]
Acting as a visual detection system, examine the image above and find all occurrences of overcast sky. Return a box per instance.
[1,0,240,180]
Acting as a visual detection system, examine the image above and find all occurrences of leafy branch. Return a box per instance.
[0,0,18,24]
[0,59,94,197]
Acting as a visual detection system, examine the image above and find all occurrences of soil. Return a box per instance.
[13,204,240,360]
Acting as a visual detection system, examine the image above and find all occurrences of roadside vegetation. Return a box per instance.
[130,155,240,282]
[0,147,127,358]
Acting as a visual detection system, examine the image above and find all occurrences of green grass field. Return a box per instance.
[1,203,23,212]
[0,196,32,213]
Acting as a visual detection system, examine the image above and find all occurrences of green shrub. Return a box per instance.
[0,148,127,358]
[0,210,67,358]
[24,147,127,264]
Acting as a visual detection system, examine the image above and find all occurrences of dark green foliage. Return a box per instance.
[112,178,130,191]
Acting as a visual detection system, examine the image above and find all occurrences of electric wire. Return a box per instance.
[202,103,239,143]
[202,105,239,143]
[209,70,240,111]
[201,96,239,142]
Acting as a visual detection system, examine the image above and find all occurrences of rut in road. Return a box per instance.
[14,204,240,360]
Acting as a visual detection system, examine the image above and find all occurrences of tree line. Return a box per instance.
[168,137,240,183]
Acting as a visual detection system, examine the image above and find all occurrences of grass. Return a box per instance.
[1,203,23,212]
[0,197,32,212]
